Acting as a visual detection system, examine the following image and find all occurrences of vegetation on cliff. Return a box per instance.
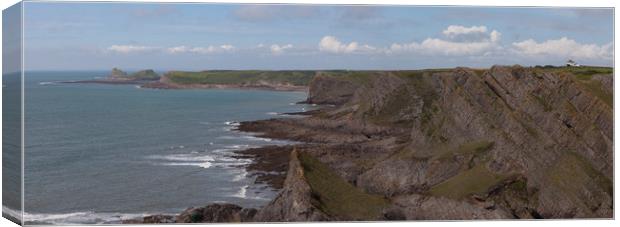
[164,70,315,86]
[110,68,160,81]
[298,151,389,220]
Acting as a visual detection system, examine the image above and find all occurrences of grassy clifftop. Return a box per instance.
[110,68,160,81]
[164,70,316,86]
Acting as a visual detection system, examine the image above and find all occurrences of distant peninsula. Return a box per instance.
[62,68,161,85]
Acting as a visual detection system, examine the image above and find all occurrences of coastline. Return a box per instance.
[43,65,613,223]
[65,79,308,92]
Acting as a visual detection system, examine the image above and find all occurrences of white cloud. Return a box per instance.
[220,45,235,51]
[165,45,235,54]
[389,39,499,56]
[107,45,158,54]
[443,25,487,38]
[511,37,613,60]
[388,25,502,56]
[270,44,293,55]
[166,46,189,54]
[490,30,501,43]
[318,36,376,54]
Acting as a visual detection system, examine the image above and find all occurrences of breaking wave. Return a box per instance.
[3,206,163,225]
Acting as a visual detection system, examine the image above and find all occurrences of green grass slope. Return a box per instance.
[298,152,389,220]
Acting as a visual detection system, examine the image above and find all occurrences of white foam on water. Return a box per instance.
[232,169,248,182]
[148,154,215,169]
[148,154,215,162]
[241,135,272,142]
[225,144,252,149]
[2,205,22,222]
[224,121,240,126]
[3,206,157,225]
[162,162,213,169]
[266,112,279,115]
[222,121,241,131]
[38,82,57,86]
[211,148,236,154]
[232,185,248,198]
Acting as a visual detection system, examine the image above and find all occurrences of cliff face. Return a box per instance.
[254,150,330,222]
[242,65,612,220]
[312,65,613,219]
[255,149,390,221]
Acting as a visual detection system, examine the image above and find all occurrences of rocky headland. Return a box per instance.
[63,68,161,85]
[123,65,613,223]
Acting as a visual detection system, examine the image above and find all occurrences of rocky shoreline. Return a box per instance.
[123,65,613,223]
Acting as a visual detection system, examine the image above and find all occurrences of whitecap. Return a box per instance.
[2,206,159,225]
[148,154,215,162]
[162,162,212,169]
[211,148,235,154]
[241,135,272,142]
[224,121,240,126]
[232,170,248,182]
[38,82,56,86]
[216,136,238,140]
[266,112,279,115]
[232,185,248,198]
[225,144,252,149]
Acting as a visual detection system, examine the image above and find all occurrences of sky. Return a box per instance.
[20,2,614,71]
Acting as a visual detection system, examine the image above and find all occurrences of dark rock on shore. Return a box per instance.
[233,145,296,189]
[122,214,176,224]
[176,204,257,223]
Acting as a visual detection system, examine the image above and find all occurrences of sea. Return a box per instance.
[6,71,314,224]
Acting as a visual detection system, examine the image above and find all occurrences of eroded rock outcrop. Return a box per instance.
[240,65,613,220]
[253,150,330,222]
